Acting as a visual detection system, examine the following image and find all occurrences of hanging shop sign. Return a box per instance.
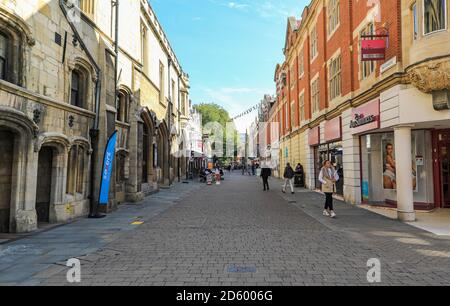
[350,99,380,135]
[361,39,386,62]
[324,117,342,143]
[308,126,320,146]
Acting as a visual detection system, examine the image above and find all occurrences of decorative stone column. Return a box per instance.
[394,125,416,222]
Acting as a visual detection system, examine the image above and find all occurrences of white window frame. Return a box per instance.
[328,55,342,101]
[311,77,320,114]
[327,0,340,37]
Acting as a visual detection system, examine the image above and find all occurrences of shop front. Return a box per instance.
[432,130,450,209]
[355,98,435,211]
[309,117,344,196]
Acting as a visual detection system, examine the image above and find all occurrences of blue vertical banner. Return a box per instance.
[99,131,118,206]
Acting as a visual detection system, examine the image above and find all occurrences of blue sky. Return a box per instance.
[150,0,308,131]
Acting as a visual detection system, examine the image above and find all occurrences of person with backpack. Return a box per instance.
[319,160,340,218]
[282,163,295,194]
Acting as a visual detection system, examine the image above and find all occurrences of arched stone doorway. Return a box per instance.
[140,110,156,193]
[157,121,170,186]
[36,147,53,223]
[0,130,14,233]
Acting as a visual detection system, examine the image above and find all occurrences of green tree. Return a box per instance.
[194,103,239,162]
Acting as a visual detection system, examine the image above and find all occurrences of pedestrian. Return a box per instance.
[261,167,272,191]
[319,160,339,218]
[282,163,295,194]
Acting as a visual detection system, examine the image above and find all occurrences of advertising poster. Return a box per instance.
[382,135,418,192]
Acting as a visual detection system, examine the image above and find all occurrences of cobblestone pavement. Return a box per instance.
[2,173,450,286]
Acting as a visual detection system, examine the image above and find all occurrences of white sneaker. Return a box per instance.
[323,210,330,217]
[330,211,337,218]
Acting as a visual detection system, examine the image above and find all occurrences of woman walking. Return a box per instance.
[282,163,295,194]
[319,160,339,218]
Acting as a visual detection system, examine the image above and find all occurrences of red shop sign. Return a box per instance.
[324,117,342,142]
[308,126,320,146]
[350,99,380,135]
[361,39,386,62]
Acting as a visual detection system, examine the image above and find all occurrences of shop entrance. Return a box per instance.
[439,141,450,208]
[314,142,344,196]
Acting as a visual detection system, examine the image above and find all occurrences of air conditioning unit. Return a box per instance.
[433,90,450,111]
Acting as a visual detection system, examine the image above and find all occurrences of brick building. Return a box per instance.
[265,0,450,221]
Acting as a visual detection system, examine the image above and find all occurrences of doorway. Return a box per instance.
[440,142,450,208]
[0,131,14,233]
[36,147,53,224]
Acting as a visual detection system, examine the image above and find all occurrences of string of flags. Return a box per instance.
[232,102,262,121]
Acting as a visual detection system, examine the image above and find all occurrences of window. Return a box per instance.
[116,91,129,123]
[0,33,7,80]
[141,25,149,74]
[116,152,126,184]
[328,0,340,35]
[361,23,375,79]
[181,92,186,115]
[66,145,86,195]
[299,92,305,122]
[311,78,320,114]
[70,70,84,108]
[159,62,165,104]
[290,101,296,128]
[424,0,446,34]
[412,3,419,40]
[285,103,289,131]
[171,80,176,103]
[298,49,304,78]
[329,55,342,101]
[310,26,318,60]
[77,0,95,16]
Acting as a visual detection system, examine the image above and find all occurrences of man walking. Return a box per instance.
[261,167,272,191]
[282,163,295,194]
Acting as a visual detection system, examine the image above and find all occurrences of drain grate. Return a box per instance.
[227,266,257,273]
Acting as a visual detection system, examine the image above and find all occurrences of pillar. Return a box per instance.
[394,125,416,222]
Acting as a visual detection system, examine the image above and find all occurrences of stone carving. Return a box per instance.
[407,57,450,93]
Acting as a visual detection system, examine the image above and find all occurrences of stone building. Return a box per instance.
[266,0,450,221]
[0,0,189,233]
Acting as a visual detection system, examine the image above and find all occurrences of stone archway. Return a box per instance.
[0,106,39,233]
[157,120,170,186]
[140,109,157,193]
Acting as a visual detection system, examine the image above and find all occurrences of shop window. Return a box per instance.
[328,0,340,36]
[329,55,341,101]
[424,0,446,34]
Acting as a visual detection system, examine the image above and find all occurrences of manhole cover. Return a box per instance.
[228,266,257,273]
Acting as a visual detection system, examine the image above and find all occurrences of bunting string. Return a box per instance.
[232,103,262,121]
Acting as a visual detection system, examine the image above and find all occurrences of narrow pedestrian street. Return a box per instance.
[1,173,449,286]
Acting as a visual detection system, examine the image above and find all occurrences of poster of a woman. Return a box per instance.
[382,139,418,191]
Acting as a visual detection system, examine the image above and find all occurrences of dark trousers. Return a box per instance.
[262,177,270,190]
[325,193,334,211]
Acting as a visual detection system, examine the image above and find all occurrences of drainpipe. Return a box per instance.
[168,58,172,186]
[59,0,103,218]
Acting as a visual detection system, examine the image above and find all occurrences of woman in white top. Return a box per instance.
[319,160,340,218]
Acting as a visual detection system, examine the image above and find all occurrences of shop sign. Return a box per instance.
[361,39,386,62]
[308,126,320,146]
[324,117,342,142]
[350,99,380,135]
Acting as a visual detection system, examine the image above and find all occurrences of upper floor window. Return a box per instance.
[310,26,318,61]
[0,33,7,81]
[329,55,342,101]
[159,62,165,104]
[181,92,186,115]
[117,91,129,123]
[171,80,176,103]
[76,0,95,17]
[311,78,320,114]
[298,49,304,77]
[299,92,305,122]
[412,3,419,40]
[70,70,83,108]
[328,0,340,35]
[424,0,446,34]
[361,23,375,80]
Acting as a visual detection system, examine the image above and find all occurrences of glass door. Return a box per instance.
[441,143,450,208]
